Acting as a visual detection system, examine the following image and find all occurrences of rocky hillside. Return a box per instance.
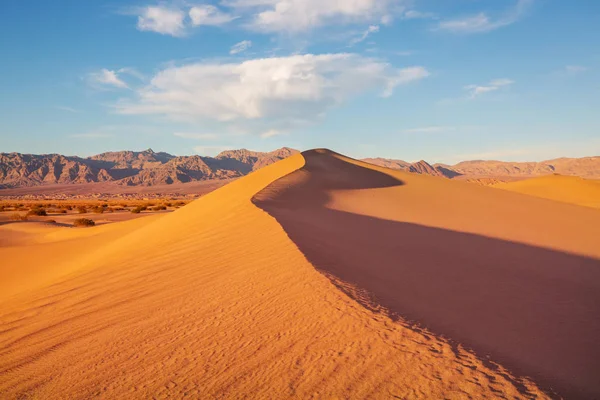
[2,148,597,189]
[363,156,600,180]
[362,158,461,178]
[0,148,299,188]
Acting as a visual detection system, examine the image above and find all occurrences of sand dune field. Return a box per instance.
[494,174,600,209]
[1,150,598,399]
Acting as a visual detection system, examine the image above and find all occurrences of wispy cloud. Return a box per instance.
[565,65,588,75]
[230,40,252,55]
[189,5,236,26]
[193,145,231,156]
[173,132,218,140]
[438,0,533,34]
[56,106,79,113]
[88,69,129,89]
[260,129,284,138]
[464,78,514,98]
[349,25,380,46]
[403,10,436,20]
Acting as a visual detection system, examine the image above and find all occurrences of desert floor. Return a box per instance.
[1,150,598,399]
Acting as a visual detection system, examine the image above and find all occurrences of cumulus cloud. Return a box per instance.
[438,0,533,34]
[465,78,514,98]
[189,5,236,26]
[116,54,429,124]
[89,69,129,89]
[136,6,186,36]
[227,0,398,32]
[230,40,252,54]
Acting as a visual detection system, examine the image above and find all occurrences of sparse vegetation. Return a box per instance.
[10,213,28,221]
[77,206,87,214]
[73,218,95,227]
[26,208,47,216]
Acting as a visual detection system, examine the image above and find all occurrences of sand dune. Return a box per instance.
[254,150,600,399]
[494,174,600,209]
[1,150,597,398]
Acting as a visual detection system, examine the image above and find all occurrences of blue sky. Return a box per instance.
[0,0,598,163]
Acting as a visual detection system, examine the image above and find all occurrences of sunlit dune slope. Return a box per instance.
[0,150,582,399]
[254,149,600,400]
[494,173,600,209]
[0,215,163,301]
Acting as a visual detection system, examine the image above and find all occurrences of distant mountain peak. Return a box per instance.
[0,147,299,189]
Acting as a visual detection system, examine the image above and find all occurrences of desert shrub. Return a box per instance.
[73,218,95,227]
[165,202,172,207]
[27,208,47,216]
[10,213,28,221]
[0,205,5,212]
[58,209,67,214]
[131,206,144,214]
[77,206,87,214]
[92,206,104,214]
[152,205,167,211]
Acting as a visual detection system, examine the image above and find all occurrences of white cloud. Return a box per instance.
[228,0,398,32]
[230,40,253,54]
[189,5,236,26]
[89,69,129,89]
[403,126,456,134]
[465,78,514,98]
[174,132,218,140]
[56,106,79,113]
[117,53,429,125]
[438,0,533,34]
[260,129,284,138]
[403,10,436,20]
[193,145,231,156]
[137,6,186,36]
[565,65,588,75]
[349,25,380,46]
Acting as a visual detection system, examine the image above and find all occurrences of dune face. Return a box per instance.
[0,149,596,399]
[254,150,600,400]
[494,174,600,209]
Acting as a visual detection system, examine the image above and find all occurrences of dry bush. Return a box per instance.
[92,206,104,214]
[10,213,28,221]
[77,206,87,214]
[27,208,47,216]
[73,218,95,227]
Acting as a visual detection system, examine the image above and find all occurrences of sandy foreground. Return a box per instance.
[1,150,599,399]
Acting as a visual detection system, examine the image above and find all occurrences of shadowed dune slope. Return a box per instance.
[494,174,600,209]
[0,152,554,399]
[253,149,600,400]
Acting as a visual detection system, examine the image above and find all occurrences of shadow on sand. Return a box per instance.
[253,150,600,400]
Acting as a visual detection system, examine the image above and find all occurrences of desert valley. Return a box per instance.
[2,1,599,398]
[1,148,599,399]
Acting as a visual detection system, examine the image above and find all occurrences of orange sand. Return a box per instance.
[494,174,600,209]
[1,150,598,399]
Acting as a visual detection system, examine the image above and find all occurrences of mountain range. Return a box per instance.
[1,148,598,189]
